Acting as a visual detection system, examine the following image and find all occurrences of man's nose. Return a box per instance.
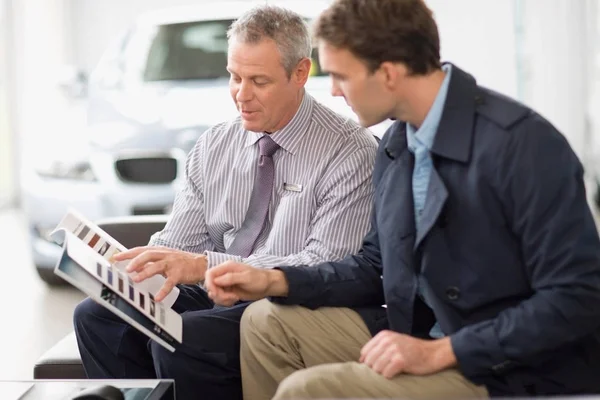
[236,80,253,102]
[330,82,343,97]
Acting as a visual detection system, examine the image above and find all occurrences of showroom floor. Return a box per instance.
[0,208,85,380]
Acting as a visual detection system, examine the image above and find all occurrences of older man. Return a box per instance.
[73,5,377,400]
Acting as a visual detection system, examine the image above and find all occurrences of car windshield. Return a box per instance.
[143,19,326,82]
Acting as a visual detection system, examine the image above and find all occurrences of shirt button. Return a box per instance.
[445,286,460,301]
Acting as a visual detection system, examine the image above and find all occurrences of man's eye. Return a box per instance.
[254,80,268,86]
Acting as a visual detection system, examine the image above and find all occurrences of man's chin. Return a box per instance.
[358,118,379,128]
[241,120,263,133]
[358,114,389,128]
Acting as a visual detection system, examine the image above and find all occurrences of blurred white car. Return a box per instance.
[20,0,391,284]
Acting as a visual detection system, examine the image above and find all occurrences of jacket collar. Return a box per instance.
[429,63,478,163]
[385,63,479,163]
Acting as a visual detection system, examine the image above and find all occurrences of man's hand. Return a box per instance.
[204,261,289,306]
[113,246,207,302]
[360,331,457,378]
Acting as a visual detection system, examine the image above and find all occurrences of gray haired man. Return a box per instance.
[72,4,378,400]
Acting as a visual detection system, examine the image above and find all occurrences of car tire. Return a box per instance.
[36,266,68,286]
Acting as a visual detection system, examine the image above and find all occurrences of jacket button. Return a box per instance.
[446,286,460,301]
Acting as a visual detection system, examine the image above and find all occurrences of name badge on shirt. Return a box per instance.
[283,183,303,193]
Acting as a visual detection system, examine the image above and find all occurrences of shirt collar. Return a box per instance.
[406,64,453,151]
[244,91,314,155]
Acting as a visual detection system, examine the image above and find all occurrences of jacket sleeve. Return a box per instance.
[451,114,600,377]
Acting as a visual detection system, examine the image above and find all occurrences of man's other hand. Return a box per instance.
[205,261,288,306]
[360,331,457,378]
[113,246,207,302]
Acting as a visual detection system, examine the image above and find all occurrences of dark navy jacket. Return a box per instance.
[272,65,600,396]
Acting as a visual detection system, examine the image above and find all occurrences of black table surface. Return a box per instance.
[0,379,174,400]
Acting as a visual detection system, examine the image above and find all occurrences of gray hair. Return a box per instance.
[227,5,312,77]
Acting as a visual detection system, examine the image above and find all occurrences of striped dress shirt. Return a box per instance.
[149,92,378,270]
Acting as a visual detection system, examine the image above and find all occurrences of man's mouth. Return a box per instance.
[241,110,258,119]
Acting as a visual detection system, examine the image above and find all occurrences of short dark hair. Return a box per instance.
[313,0,441,75]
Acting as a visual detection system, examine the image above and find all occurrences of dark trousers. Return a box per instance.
[73,284,249,400]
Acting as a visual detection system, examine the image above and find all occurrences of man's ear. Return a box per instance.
[378,61,406,91]
[293,57,312,86]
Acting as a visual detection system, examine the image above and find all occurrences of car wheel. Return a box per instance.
[36,266,68,286]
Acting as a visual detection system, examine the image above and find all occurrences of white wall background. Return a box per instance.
[520,0,596,164]
[430,0,519,99]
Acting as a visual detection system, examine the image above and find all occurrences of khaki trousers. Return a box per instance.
[240,299,488,400]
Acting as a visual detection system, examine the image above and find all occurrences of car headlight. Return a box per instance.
[35,159,97,181]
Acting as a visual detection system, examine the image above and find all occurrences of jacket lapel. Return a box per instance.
[411,64,479,249]
[378,123,417,258]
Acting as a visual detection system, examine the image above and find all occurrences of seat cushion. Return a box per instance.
[34,331,85,379]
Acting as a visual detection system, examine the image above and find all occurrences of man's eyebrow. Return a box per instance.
[249,74,271,80]
[327,71,346,79]
[225,69,270,80]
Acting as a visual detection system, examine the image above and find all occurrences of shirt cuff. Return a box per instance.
[148,235,172,248]
[205,251,242,269]
[148,234,186,250]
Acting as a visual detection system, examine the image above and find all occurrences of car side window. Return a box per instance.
[143,20,232,81]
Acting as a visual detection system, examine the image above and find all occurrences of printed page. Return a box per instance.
[54,259,180,352]
[59,231,182,345]
[51,209,180,308]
